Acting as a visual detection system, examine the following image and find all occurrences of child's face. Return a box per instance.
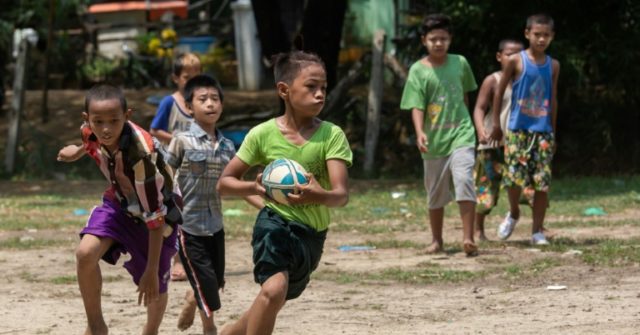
[173,66,201,92]
[422,29,451,58]
[283,63,327,117]
[83,99,130,151]
[188,87,223,128]
[525,23,554,53]
[497,42,523,66]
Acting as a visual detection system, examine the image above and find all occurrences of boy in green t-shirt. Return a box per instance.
[217,51,352,335]
[400,13,478,256]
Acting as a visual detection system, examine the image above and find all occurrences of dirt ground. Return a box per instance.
[1,217,640,335]
[1,182,639,335]
[1,91,640,334]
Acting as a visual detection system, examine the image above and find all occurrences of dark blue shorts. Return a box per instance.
[252,207,327,300]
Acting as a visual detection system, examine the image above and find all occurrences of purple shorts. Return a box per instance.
[80,197,178,293]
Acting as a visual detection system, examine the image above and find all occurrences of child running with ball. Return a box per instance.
[216,50,352,335]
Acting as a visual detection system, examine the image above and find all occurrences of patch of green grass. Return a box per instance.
[0,194,95,230]
[550,219,638,229]
[504,265,522,278]
[547,176,640,215]
[19,271,40,283]
[315,262,484,285]
[0,237,70,250]
[377,267,482,284]
[505,237,640,267]
[530,257,562,273]
[218,200,260,238]
[51,275,76,284]
[364,239,425,250]
[581,239,640,266]
[330,221,399,234]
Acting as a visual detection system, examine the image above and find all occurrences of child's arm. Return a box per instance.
[243,195,265,210]
[411,108,428,153]
[217,156,267,197]
[57,144,86,162]
[288,159,349,207]
[137,224,164,306]
[149,129,173,145]
[551,59,561,134]
[130,153,175,305]
[150,96,177,145]
[490,55,517,142]
[473,75,497,145]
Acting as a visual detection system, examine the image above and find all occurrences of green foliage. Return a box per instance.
[391,0,640,175]
[79,57,119,83]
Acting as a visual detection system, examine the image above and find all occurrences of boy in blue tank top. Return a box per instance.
[490,14,560,245]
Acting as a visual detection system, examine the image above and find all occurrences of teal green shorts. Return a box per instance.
[252,207,327,300]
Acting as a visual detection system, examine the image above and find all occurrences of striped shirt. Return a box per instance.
[165,122,236,236]
[82,121,178,230]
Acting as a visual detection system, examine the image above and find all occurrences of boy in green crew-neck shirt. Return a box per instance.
[400,13,478,256]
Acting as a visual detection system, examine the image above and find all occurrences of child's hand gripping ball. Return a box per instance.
[261,158,309,204]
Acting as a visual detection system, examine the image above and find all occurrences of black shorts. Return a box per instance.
[178,228,225,315]
[252,207,327,300]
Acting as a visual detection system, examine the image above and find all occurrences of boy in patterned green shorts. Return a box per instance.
[473,39,531,241]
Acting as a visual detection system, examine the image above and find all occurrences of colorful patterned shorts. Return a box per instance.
[475,147,537,215]
[502,131,554,192]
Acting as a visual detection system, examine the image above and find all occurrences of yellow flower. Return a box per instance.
[148,38,161,52]
[161,28,177,42]
[156,48,166,58]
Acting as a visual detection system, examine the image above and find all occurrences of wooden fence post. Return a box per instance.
[5,37,29,174]
[363,29,385,176]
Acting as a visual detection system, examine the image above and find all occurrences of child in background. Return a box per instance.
[217,51,352,335]
[165,74,263,334]
[472,39,524,241]
[150,52,201,281]
[57,84,181,335]
[400,13,479,255]
[491,14,560,245]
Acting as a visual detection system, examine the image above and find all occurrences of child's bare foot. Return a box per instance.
[177,291,197,331]
[171,261,187,281]
[422,242,443,254]
[84,324,108,335]
[463,240,478,257]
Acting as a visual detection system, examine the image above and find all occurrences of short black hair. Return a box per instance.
[498,39,524,52]
[172,52,201,76]
[183,74,224,104]
[526,13,554,31]
[271,51,325,85]
[420,13,452,35]
[84,84,127,113]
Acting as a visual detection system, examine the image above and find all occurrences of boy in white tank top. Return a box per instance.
[472,39,524,240]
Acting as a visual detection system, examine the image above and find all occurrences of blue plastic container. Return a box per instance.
[177,36,216,53]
